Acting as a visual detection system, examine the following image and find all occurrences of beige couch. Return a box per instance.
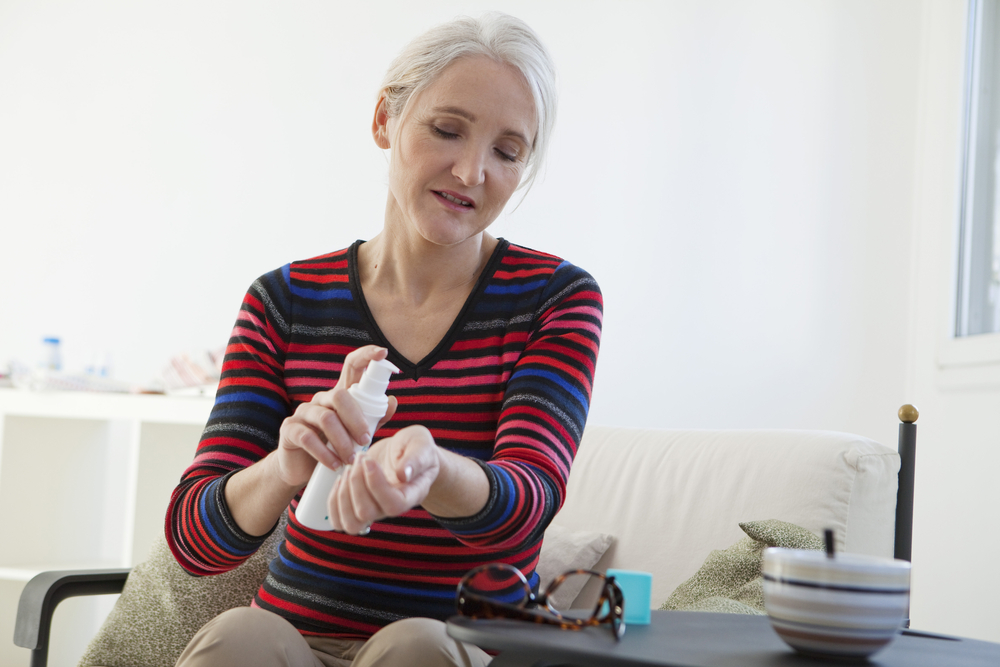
[546,426,900,609]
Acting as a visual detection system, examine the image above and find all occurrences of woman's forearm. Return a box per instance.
[223,452,303,537]
[421,446,490,518]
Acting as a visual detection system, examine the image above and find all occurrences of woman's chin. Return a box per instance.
[413,220,492,249]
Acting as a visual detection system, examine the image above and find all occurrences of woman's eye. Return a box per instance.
[433,126,458,139]
[495,148,518,163]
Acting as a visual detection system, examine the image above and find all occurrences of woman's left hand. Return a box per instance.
[327,424,441,534]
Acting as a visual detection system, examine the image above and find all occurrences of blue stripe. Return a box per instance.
[197,482,225,547]
[214,391,285,412]
[485,279,548,295]
[510,368,589,411]
[284,263,354,300]
[261,266,292,313]
[198,480,257,557]
[290,285,353,301]
[449,465,516,535]
[276,551,455,600]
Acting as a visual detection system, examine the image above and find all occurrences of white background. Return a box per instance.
[1,0,997,643]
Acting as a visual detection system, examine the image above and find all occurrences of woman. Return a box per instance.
[169,12,602,667]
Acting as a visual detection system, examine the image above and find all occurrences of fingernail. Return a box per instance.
[404,465,413,482]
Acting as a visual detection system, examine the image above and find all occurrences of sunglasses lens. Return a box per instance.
[544,572,608,618]
[463,564,531,606]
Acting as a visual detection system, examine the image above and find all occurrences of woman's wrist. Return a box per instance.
[226,451,304,536]
[422,446,490,518]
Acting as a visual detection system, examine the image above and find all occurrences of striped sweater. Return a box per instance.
[166,239,603,638]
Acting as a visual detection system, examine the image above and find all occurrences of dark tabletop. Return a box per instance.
[446,610,1000,667]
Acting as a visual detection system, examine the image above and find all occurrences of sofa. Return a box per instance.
[15,416,910,667]
[541,425,902,610]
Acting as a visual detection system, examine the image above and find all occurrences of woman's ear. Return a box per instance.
[372,96,391,150]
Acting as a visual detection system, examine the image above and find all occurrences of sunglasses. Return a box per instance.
[455,562,626,641]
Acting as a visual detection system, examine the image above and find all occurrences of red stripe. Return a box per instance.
[290,271,349,284]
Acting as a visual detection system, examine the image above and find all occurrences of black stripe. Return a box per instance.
[763,573,909,595]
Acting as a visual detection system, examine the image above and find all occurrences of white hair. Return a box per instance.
[378,12,557,193]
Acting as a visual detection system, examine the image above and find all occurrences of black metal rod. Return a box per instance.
[894,422,917,562]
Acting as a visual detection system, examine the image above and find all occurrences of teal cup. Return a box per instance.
[606,569,652,625]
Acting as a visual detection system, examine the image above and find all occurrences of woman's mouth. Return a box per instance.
[434,190,475,209]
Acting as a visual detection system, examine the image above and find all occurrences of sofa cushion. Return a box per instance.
[550,426,899,608]
[534,524,615,610]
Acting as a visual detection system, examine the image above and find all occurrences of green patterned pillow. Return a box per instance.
[658,519,824,615]
[78,515,285,667]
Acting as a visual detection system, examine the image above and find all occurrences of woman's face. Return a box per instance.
[376,55,536,248]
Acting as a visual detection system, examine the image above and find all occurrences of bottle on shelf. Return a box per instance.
[41,337,61,372]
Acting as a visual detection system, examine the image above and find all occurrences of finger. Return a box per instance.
[378,396,399,431]
[281,420,341,469]
[387,425,437,483]
[362,455,411,517]
[331,389,375,448]
[306,344,387,411]
[328,467,350,533]
[294,403,357,465]
[348,456,386,523]
[338,345,389,391]
[332,463,372,533]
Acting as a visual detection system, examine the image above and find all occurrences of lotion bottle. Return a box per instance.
[295,358,399,530]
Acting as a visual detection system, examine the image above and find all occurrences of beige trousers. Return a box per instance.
[174,607,492,667]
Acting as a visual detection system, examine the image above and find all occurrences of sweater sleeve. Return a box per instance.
[165,267,293,575]
[434,261,603,549]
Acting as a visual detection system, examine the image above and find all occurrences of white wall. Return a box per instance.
[1,0,995,643]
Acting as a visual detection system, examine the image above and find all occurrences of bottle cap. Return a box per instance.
[357,358,399,396]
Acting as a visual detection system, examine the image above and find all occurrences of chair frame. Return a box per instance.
[12,408,919,667]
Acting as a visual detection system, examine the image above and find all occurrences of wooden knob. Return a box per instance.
[898,404,919,424]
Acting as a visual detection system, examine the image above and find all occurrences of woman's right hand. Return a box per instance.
[273,345,398,489]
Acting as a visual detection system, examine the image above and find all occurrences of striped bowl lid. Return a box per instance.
[763,547,911,590]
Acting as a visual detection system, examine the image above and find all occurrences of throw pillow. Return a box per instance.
[658,519,824,615]
[534,524,615,610]
[78,514,285,667]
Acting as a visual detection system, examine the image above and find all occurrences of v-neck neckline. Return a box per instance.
[347,238,509,379]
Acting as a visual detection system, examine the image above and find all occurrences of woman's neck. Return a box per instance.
[358,228,498,308]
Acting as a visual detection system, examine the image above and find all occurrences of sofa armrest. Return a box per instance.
[14,568,130,667]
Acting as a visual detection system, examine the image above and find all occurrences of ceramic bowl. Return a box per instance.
[762,547,911,659]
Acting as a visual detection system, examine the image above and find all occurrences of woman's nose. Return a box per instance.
[452,143,486,187]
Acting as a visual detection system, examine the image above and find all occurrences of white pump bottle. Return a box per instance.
[295,358,399,531]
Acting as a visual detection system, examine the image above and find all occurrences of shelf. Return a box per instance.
[0,389,211,667]
[0,388,214,424]
[0,393,211,570]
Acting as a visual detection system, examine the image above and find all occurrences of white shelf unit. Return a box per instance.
[0,388,214,667]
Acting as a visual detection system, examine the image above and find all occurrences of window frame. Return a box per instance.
[938,0,1000,387]
[956,0,1000,340]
